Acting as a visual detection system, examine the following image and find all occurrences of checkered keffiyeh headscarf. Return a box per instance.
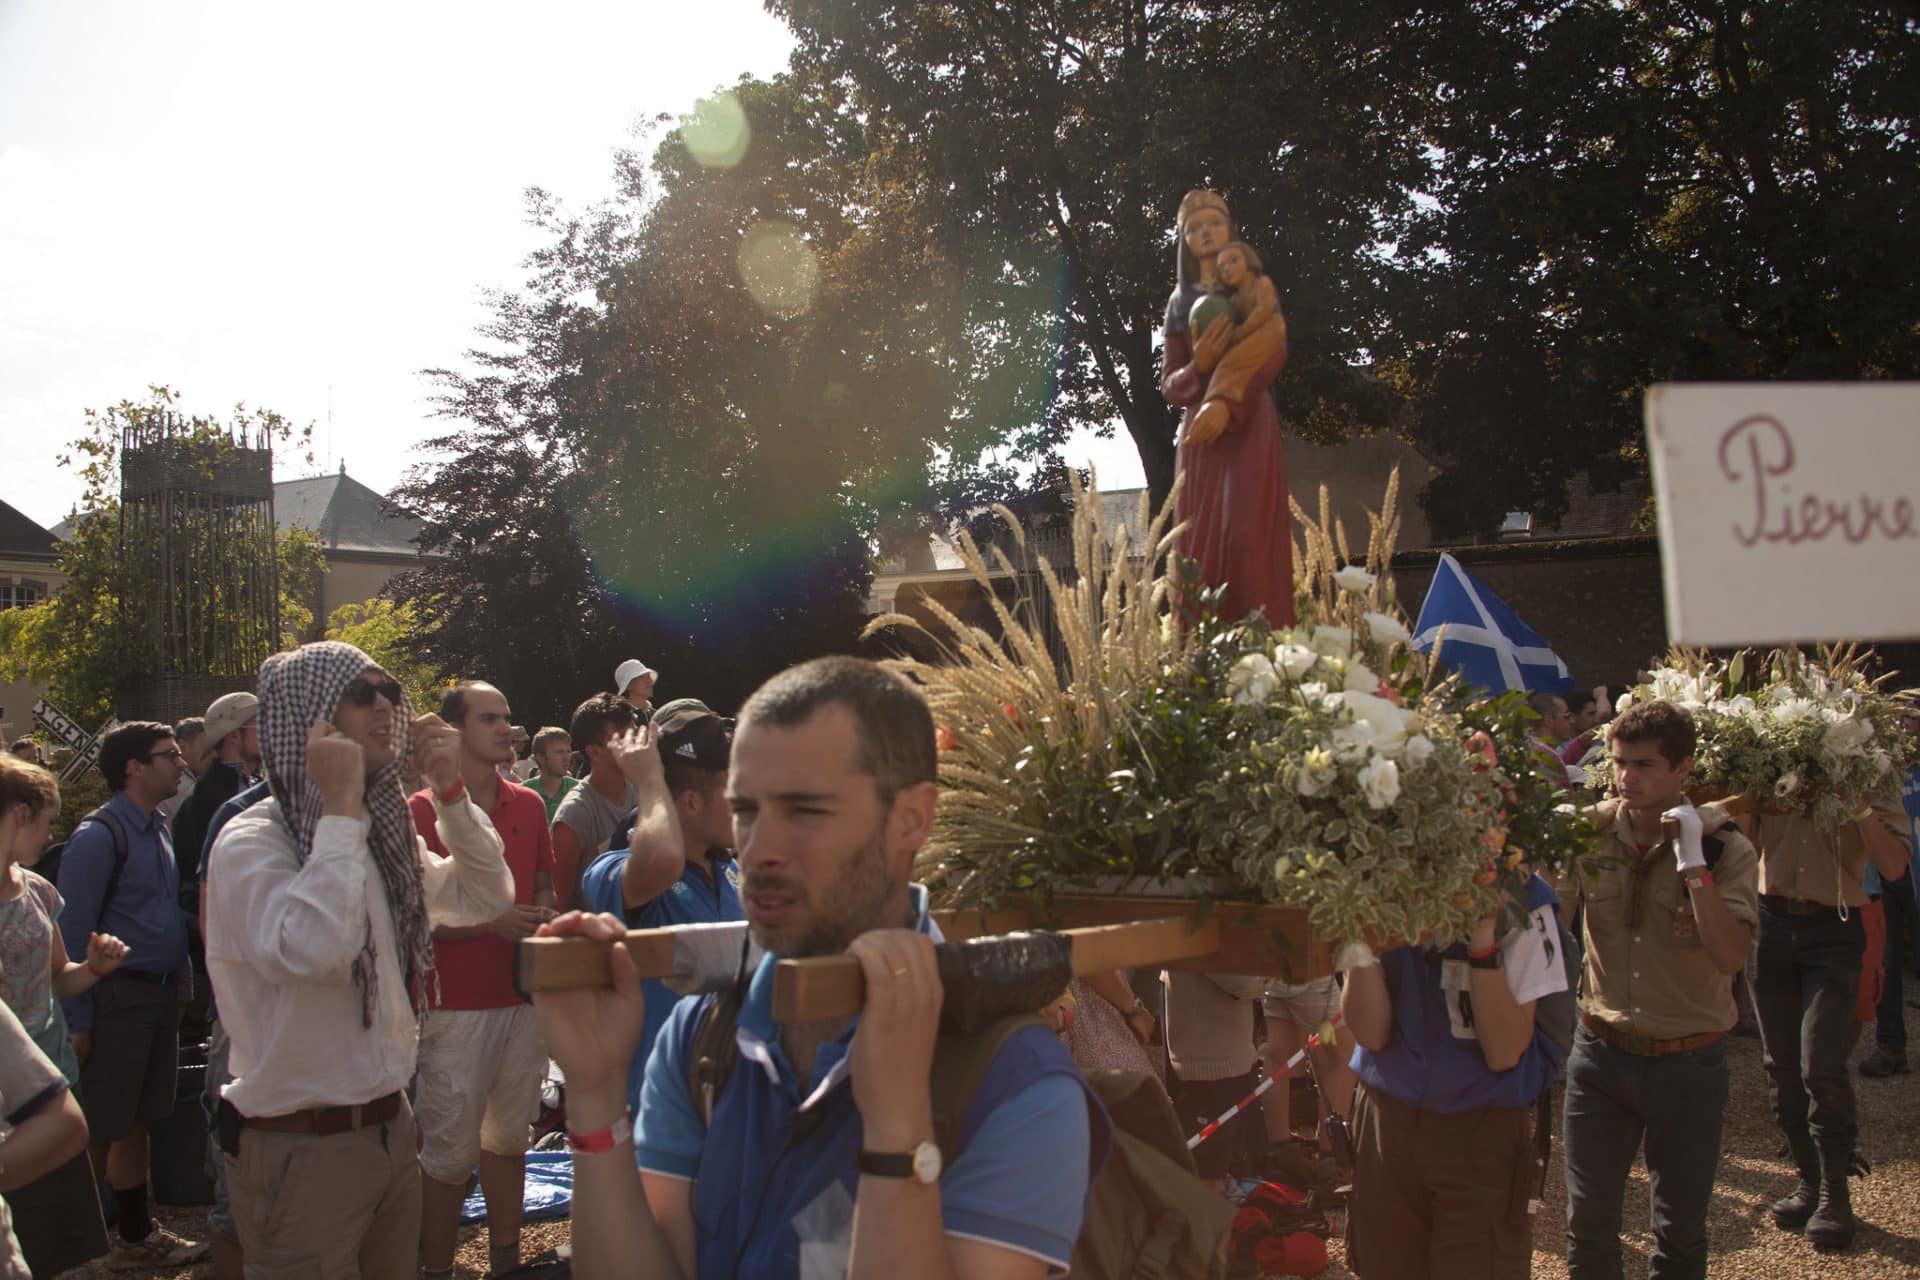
[258,642,434,1028]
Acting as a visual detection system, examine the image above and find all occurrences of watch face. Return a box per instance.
[911,1141,943,1184]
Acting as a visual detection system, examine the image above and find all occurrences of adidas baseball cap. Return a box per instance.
[655,699,731,770]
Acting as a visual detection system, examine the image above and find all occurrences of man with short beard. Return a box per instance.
[534,657,1105,1279]
[412,681,557,1280]
[203,643,514,1278]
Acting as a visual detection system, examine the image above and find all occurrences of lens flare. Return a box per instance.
[682,92,750,169]
[737,220,821,318]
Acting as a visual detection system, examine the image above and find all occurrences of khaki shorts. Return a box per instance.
[413,1005,547,1184]
[1262,976,1340,1031]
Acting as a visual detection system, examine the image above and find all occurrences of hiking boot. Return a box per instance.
[1770,1136,1821,1233]
[1857,1047,1908,1078]
[1806,1163,1856,1251]
[109,1225,211,1271]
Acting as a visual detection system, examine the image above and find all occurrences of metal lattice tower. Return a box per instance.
[119,412,280,722]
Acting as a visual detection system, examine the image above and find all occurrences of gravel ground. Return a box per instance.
[67,1012,1920,1278]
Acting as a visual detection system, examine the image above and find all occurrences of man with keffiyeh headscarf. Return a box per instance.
[202,642,514,1279]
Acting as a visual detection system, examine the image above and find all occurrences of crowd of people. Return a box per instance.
[0,643,1913,1279]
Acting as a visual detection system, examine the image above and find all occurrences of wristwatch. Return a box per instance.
[1466,948,1503,971]
[856,1139,943,1184]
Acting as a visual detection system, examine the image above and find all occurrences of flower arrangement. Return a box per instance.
[864,470,1592,949]
[1595,646,1917,831]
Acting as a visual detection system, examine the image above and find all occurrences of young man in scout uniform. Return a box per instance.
[1562,699,1759,1279]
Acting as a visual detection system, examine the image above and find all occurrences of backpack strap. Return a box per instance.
[81,806,132,922]
[928,1012,1048,1159]
[687,932,757,1128]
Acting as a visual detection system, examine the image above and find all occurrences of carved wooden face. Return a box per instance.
[1217,245,1250,287]
[1183,205,1230,263]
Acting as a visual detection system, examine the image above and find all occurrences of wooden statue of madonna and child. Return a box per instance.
[1161,187,1295,629]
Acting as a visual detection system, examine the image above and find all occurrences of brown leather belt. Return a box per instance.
[1760,894,1835,917]
[242,1091,404,1135]
[1580,1011,1723,1058]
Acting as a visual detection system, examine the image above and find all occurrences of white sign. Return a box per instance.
[32,698,92,752]
[1645,383,1920,646]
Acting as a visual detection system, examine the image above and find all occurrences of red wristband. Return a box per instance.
[1465,942,1497,960]
[1686,870,1713,889]
[567,1112,632,1155]
[435,776,466,805]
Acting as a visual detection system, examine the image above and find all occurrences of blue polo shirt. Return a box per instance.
[1352,874,1568,1114]
[635,891,1106,1276]
[57,791,192,1033]
[579,844,746,1114]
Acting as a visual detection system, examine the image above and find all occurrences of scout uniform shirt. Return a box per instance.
[1756,788,1910,909]
[1577,800,1759,1039]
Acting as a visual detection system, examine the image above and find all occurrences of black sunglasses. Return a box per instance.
[341,675,405,708]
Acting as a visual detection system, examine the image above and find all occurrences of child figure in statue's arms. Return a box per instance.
[1186,240,1288,447]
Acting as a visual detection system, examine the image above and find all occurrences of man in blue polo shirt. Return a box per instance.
[534,656,1104,1279]
[578,699,744,1118]
[57,721,207,1269]
[1340,871,1570,1279]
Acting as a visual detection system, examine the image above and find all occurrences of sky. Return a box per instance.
[0,0,1142,530]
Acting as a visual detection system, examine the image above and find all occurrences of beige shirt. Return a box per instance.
[1576,800,1760,1040]
[1755,789,1909,908]
[205,791,514,1117]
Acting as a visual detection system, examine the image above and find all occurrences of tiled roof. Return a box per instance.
[272,473,427,557]
[0,499,59,560]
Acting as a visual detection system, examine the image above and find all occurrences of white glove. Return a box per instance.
[1663,804,1707,874]
[1334,940,1379,972]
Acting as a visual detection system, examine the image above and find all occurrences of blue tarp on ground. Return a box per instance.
[459,1150,574,1224]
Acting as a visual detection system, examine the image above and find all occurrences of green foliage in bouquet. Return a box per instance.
[865,470,1592,947]
[1594,645,1918,831]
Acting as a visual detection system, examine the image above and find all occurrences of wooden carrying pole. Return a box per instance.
[769,915,1220,1024]
[514,916,1222,1022]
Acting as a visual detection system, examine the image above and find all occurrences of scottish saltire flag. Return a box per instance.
[1411,553,1573,694]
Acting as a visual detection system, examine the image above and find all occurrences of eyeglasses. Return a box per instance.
[341,676,405,708]
[143,748,184,762]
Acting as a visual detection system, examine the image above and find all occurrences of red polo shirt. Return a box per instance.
[410,778,555,1010]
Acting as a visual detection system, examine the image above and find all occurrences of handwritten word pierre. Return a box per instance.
[1716,414,1917,548]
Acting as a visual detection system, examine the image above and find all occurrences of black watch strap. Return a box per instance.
[1467,949,1503,970]
[855,1150,915,1178]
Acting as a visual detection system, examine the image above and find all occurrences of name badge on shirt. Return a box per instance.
[1440,958,1477,1040]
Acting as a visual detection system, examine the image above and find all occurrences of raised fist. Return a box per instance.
[306,721,366,813]
[412,713,463,795]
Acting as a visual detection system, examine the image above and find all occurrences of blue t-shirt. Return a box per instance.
[1352,874,1568,1114]
[635,897,1105,1276]
[579,844,745,1115]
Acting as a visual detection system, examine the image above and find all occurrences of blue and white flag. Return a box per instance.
[1411,553,1573,694]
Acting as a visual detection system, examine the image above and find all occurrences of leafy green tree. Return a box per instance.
[0,389,322,723]
[1393,1,1920,534]
[323,599,446,713]
[396,73,1068,722]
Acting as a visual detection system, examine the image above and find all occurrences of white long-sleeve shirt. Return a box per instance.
[204,790,514,1117]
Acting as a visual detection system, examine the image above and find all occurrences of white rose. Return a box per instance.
[1403,733,1435,768]
[1344,661,1380,693]
[1229,653,1278,706]
[1331,721,1377,762]
[1274,643,1318,680]
[1614,691,1634,715]
[1823,716,1874,757]
[1362,611,1410,646]
[1775,771,1801,798]
[1311,626,1355,658]
[1333,565,1377,594]
[1337,690,1416,754]
[1297,680,1328,702]
[1359,755,1402,809]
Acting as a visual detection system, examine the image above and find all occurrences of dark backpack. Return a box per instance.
[686,995,1235,1280]
[47,806,133,920]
